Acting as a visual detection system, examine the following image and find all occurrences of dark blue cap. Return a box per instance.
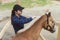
[13,4,24,11]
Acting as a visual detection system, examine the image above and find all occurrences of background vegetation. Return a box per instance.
[0,0,51,9]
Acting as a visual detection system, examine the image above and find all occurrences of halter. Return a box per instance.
[44,14,52,31]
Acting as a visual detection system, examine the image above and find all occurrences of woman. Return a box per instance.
[11,4,34,34]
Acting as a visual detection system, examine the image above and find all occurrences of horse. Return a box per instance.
[12,12,55,40]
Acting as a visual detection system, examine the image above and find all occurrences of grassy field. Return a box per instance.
[20,0,51,7]
[0,2,15,9]
[0,0,51,10]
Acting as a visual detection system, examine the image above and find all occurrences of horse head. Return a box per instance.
[43,12,55,33]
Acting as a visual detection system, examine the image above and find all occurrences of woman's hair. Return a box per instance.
[11,4,24,25]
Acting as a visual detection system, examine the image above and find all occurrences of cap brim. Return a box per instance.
[21,7,24,10]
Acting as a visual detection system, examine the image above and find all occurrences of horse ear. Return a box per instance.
[48,12,51,17]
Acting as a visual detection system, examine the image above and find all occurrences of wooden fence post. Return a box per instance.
[0,20,10,40]
[56,22,60,40]
[57,23,60,40]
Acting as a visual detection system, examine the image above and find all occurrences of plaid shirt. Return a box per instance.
[12,15,33,33]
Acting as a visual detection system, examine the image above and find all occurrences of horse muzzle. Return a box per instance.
[50,28,56,33]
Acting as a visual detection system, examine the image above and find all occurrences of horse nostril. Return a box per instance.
[50,28,55,33]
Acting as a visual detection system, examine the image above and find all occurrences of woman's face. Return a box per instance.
[15,10,22,16]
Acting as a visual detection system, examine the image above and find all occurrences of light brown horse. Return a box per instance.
[12,12,55,40]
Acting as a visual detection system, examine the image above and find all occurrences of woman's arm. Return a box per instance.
[13,16,33,24]
[22,16,37,23]
[13,16,36,24]
[21,17,33,23]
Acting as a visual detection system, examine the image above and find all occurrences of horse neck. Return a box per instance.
[25,15,47,36]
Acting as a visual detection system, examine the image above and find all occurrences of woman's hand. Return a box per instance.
[32,16,36,19]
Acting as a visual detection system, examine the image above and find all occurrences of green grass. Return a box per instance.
[0,0,51,9]
[20,0,51,7]
[0,2,16,10]
[20,0,33,8]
